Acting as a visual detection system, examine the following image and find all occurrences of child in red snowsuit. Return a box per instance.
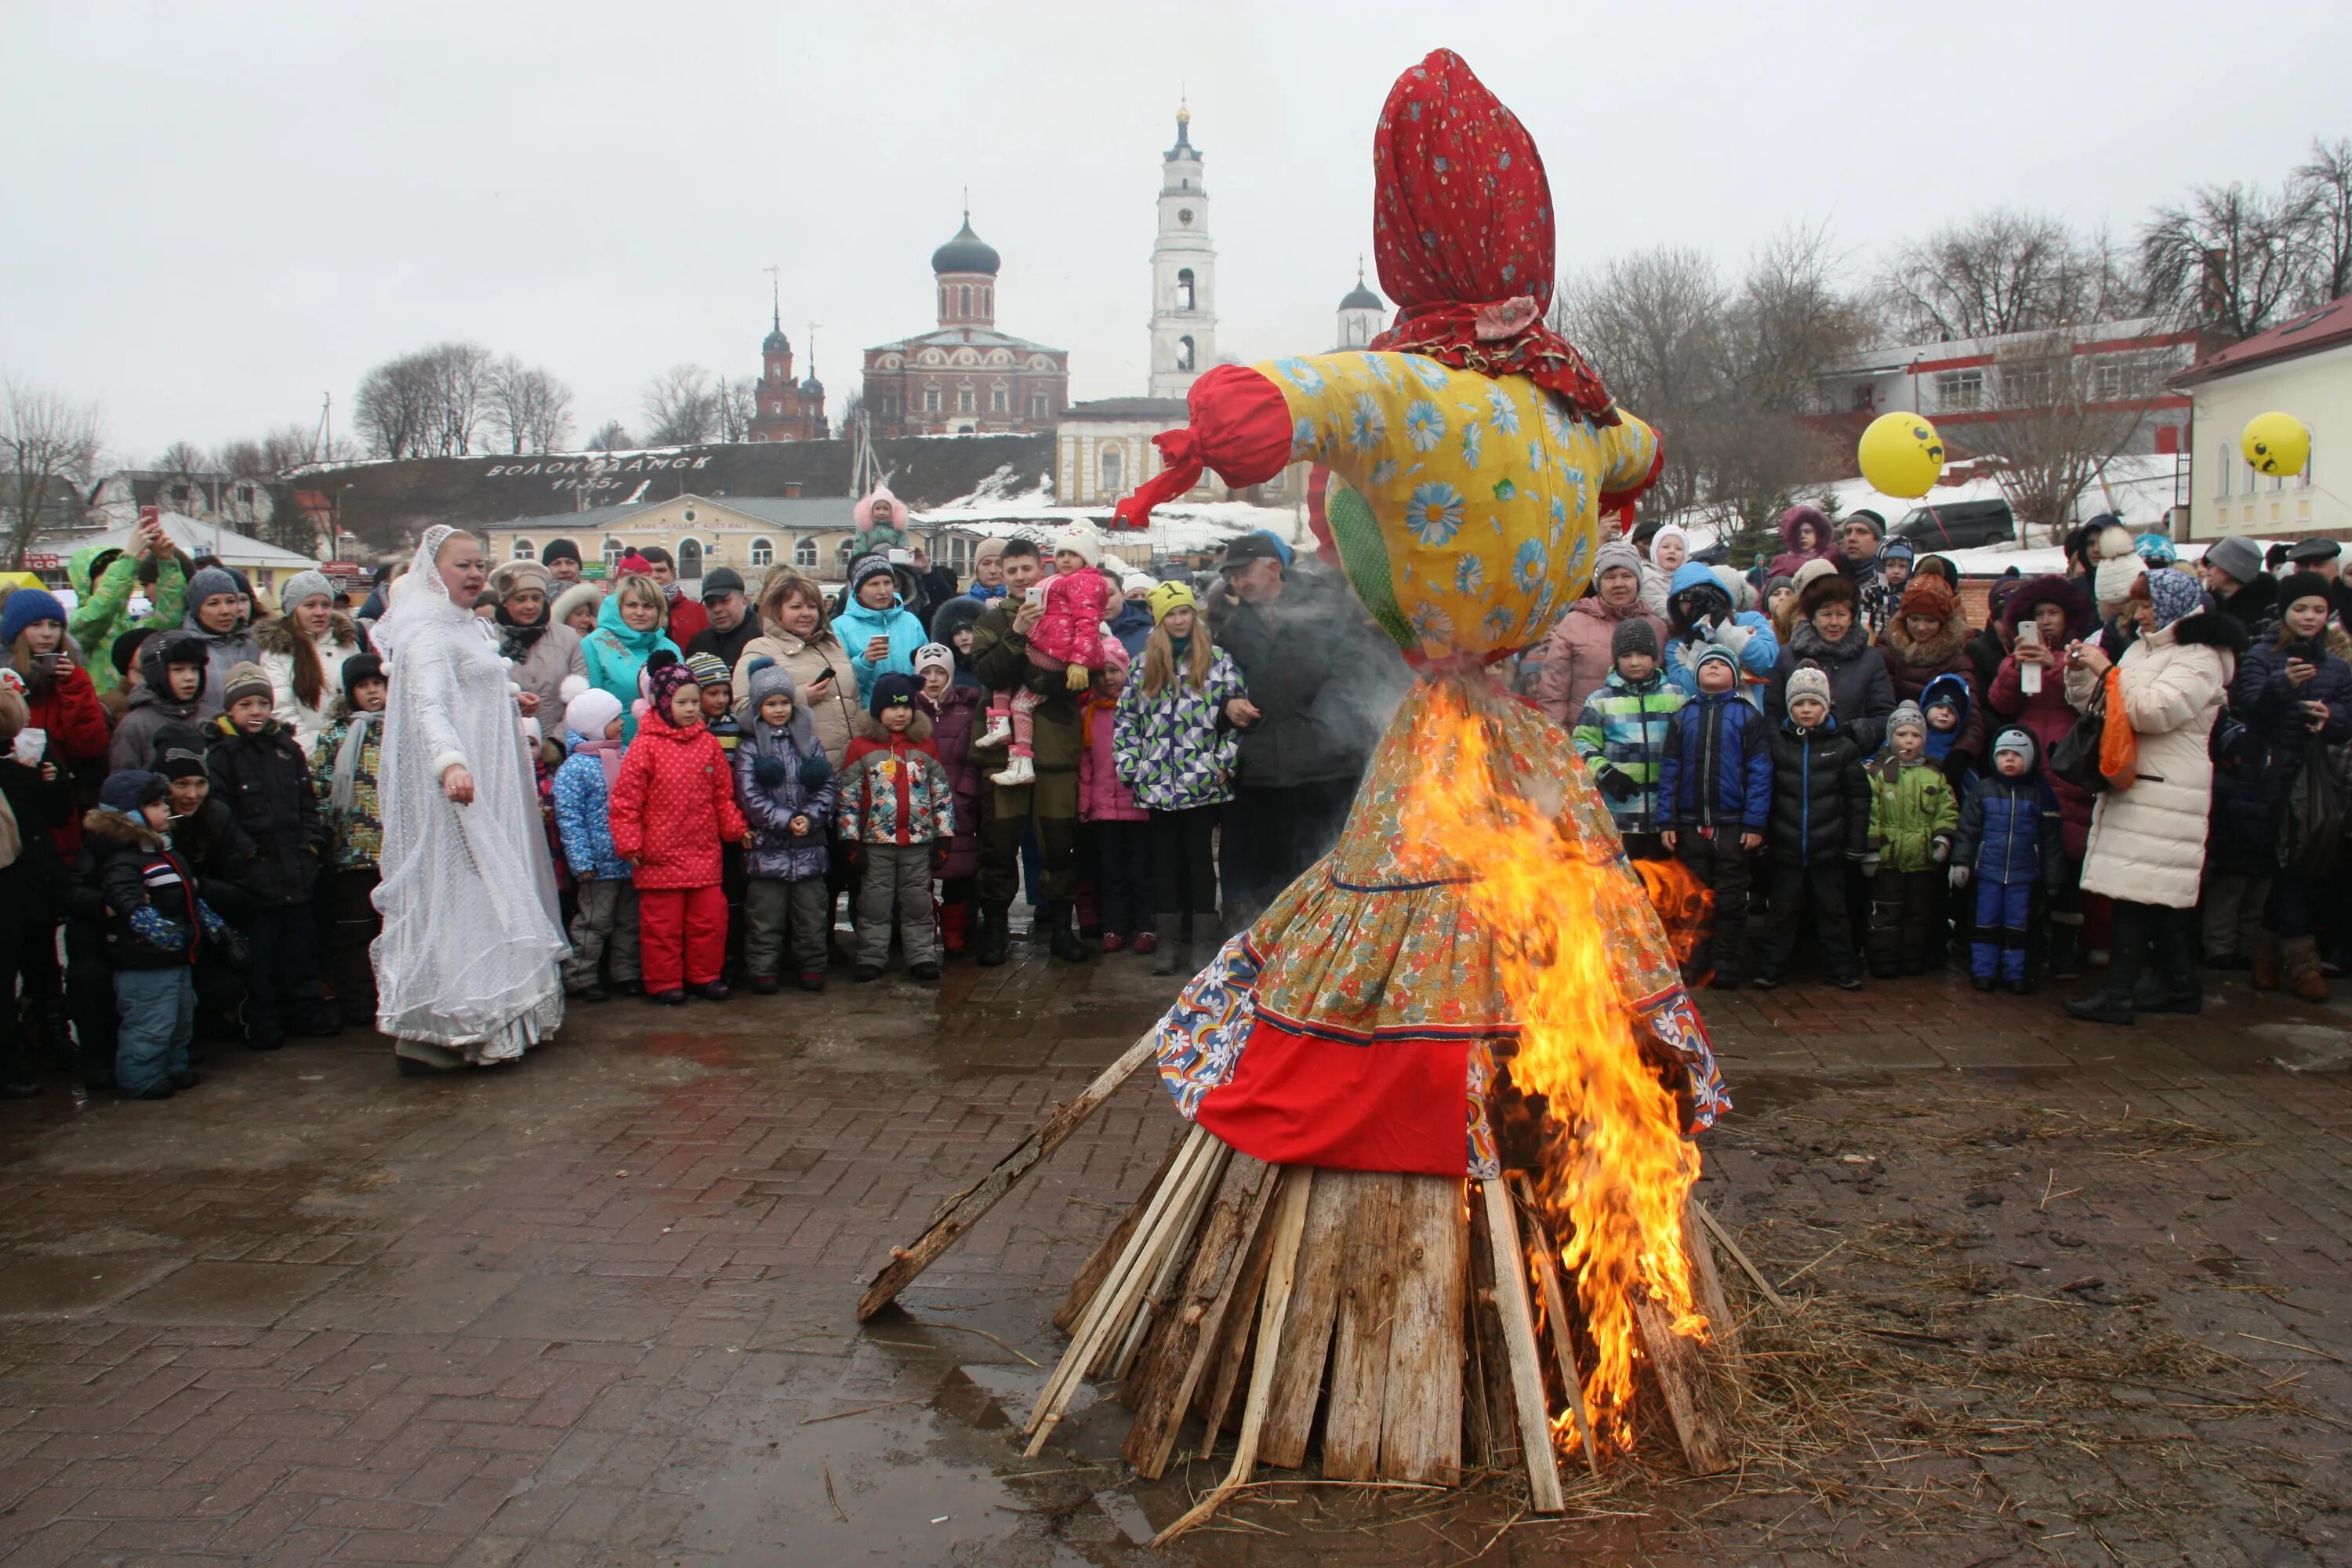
[608,660,746,1004]
[979,524,1113,787]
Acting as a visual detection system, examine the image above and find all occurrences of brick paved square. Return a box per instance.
[0,945,2347,1565]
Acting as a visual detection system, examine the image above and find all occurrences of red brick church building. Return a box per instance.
[750,307,827,443]
[861,212,1070,437]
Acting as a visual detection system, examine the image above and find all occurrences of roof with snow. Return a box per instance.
[47,512,318,571]
[2172,299,2352,387]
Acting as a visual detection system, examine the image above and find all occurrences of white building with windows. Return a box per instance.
[1054,397,1218,506]
[1334,267,1385,350]
[2175,298,2350,544]
[474,492,975,591]
[1148,106,1217,399]
[1808,318,2198,458]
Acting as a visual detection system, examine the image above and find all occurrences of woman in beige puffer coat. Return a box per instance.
[2063,568,2246,1025]
[730,569,861,768]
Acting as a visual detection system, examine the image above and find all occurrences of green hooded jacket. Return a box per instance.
[69,543,188,696]
[1864,753,1959,873]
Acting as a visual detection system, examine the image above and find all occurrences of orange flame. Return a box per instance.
[1396,680,1704,1451]
[1634,855,1715,979]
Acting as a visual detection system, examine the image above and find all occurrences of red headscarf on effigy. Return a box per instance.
[1366,49,1619,426]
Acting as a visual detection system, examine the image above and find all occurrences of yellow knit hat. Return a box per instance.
[1145,580,1197,625]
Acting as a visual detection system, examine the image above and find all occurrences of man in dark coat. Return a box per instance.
[684,567,762,671]
[2198,535,2278,637]
[967,539,1086,965]
[1212,534,1409,923]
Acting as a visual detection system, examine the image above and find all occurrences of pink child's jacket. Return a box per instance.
[1078,695,1148,823]
[1029,567,1115,670]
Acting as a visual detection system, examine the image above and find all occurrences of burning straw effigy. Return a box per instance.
[862,48,1744,1542]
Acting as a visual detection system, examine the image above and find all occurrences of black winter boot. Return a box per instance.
[1150,914,1182,977]
[2065,902,2148,1025]
[1045,902,1091,964]
[2047,915,2085,981]
[975,901,1011,967]
[2152,909,2203,1014]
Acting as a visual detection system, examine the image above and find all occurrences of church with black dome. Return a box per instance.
[860,211,1071,437]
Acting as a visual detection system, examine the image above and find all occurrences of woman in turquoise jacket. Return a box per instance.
[829,554,928,701]
[580,575,681,741]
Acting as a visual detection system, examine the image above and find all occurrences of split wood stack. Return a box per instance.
[1024,1124,1740,1542]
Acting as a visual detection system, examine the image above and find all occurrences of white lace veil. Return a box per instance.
[371,523,466,665]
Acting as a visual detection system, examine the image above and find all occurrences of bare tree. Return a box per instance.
[483,358,575,454]
[215,439,269,478]
[1884,210,2125,341]
[1553,246,1728,519]
[1,379,103,568]
[1978,332,2154,533]
[2140,182,2312,341]
[424,342,492,456]
[156,439,209,476]
[354,351,436,459]
[260,422,321,473]
[2294,137,2352,304]
[641,365,718,445]
[584,419,633,452]
[712,376,757,443]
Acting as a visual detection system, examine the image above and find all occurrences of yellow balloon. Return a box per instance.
[2241,412,2311,477]
[1857,412,1947,499]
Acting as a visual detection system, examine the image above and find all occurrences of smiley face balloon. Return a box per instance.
[1857,412,1947,499]
[2241,412,2311,478]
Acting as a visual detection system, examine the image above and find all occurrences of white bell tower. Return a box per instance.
[1148,103,1216,401]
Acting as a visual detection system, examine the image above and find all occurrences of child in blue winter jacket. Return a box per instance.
[1662,560,1779,707]
[552,687,639,1000]
[1657,644,1771,989]
[1950,727,2065,994]
[734,656,836,993]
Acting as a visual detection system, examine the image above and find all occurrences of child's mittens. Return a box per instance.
[1065,662,1091,691]
[1949,865,1972,888]
[1594,764,1636,802]
[753,754,788,788]
[1931,839,1951,864]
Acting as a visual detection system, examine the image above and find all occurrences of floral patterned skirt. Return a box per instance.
[1154,677,1727,1177]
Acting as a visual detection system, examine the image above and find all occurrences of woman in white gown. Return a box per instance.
[371,525,568,1072]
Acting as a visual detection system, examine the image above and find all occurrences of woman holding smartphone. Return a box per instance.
[732,569,859,770]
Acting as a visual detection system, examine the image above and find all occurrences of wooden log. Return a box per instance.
[1103,1145,1223,1381]
[1464,1179,1519,1473]
[1479,1179,1565,1513]
[1694,1198,1787,1311]
[1257,1168,1354,1469]
[1682,1191,1743,1389]
[1193,1167,1287,1454]
[1318,1171,1405,1481]
[1055,1125,1185,1332]
[859,1029,1159,1320]
[1378,1174,1465,1485]
[1629,1290,1733,1476]
[1021,1125,1221,1454]
[1509,1177,1600,1479]
[1122,1152,1279,1479]
[1152,1167,1315,1546]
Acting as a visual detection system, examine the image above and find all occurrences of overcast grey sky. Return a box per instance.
[4,0,2345,464]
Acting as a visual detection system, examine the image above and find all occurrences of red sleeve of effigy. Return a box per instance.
[1114,364,1294,528]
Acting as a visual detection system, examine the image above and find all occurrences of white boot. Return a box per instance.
[975,715,1013,750]
[990,752,1036,786]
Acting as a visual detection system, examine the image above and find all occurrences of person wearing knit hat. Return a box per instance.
[307,643,392,1027]
[1105,571,1158,659]
[833,553,930,702]
[85,765,220,1098]
[2062,564,2246,1022]
[4,585,111,848]
[835,668,953,982]
[606,637,749,1005]
[733,655,836,992]
[256,568,365,759]
[912,642,954,681]
[685,651,732,688]
[684,652,742,760]
[1777,566,1897,755]
[1655,633,1769,987]
[1055,522,1105,571]
[1860,685,1958,980]
[1536,537,1668,725]
[551,683,636,1002]
[206,645,333,1047]
[151,723,210,782]
[176,564,262,721]
[1755,655,1870,990]
[550,579,603,638]
[1946,721,2063,994]
[1145,580,1197,625]
[1572,604,1683,852]
[2198,535,2270,620]
[2091,522,2146,609]
[540,538,584,583]
[2,586,67,652]
[1635,523,1688,617]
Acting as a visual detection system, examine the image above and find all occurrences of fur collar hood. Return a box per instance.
[852,709,934,744]
[81,808,169,851]
[2163,608,2250,655]
[254,612,360,656]
[1786,619,1872,665]
[1879,604,1969,668]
